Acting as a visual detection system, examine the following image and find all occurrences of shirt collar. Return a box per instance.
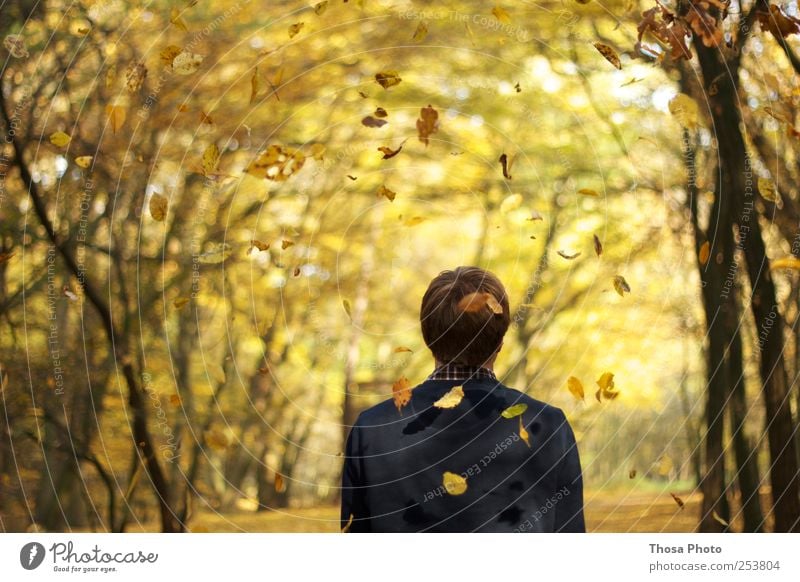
[426,363,497,382]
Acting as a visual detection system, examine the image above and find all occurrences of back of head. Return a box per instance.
[419,266,510,367]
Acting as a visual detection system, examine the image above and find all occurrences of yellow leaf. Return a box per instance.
[699,241,710,265]
[669,93,699,130]
[567,376,585,401]
[501,403,528,418]
[246,145,306,181]
[173,297,190,310]
[49,131,71,147]
[149,193,168,222]
[310,143,326,161]
[250,239,270,252]
[281,239,295,250]
[375,71,402,89]
[392,375,412,414]
[595,372,620,401]
[250,66,259,104]
[613,275,631,297]
[105,105,126,134]
[492,6,511,23]
[393,346,413,353]
[519,416,530,447]
[593,42,621,69]
[442,471,467,495]
[202,144,220,176]
[434,385,464,409]
[343,299,352,318]
[578,188,599,197]
[758,177,781,204]
[412,22,428,42]
[771,256,800,270]
[377,185,396,202]
[160,45,182,67]
[404,216,426,226]
[288,22,304,38]
[172,51,203,75]
[314,1,329,16]
[74,155,92,168]
[170,7,188,31]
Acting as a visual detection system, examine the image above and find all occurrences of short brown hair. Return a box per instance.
[420,266,510,367]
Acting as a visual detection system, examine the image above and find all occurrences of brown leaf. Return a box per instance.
[125,61,147,93]
[378,144,403,159]
[670,492,685,509]
[434,385,464,409]
[374,107,388,118]
[593,234,603,257]
[416,105,439,146]
[274,472,285,492]
[149,193,168,222]
[613,275,631,297]
[375,71,402,89]
[457,291,503,314]
[758,5,800,40]
[629,468,637,479]
[392,375,412,414]
[557,250,581,260]
[250,239,270,252]
[699,241,710,265]
[499,153,513,179]
[288,22,304,38]
[412,22,428,42]
[362,116,388,128]
[593,42,622,69]
[377,185,396,201]
[250,66,259,104]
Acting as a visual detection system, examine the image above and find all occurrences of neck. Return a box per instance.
[435,359,495,372]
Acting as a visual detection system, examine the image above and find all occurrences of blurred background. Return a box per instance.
[1,0,800,532]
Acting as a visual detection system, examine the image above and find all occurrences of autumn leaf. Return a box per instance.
[250,66,259,104]
[457,291,503,314]
[758,177,781,204]
[593,42,621,69]
[281,240,295,250]
[197,243,232,264]
[201,144,220,176]
[341,514,353,533]
[310,143,326,161]
[314,1,328,15]
[125,61,147,93]
[4,34,29,58]
[105,104,126,133]
[375,71,401,89]
[288,22,304,38]
[377,185,396,202]
[393,346,413,353]
[160,45,181,67]
[514,417,529,447]
[374,107,388,118]
[250,239,270,252]
[416,105,439,145]
[578,188,599,197]
[412,22,428,42]
[492,6,511,24]
[613,275,631,297]
[173,297,190,310]
[501,403,528,419]
[595,371,620,402]
[274,472,285,492]
[698,241,710,265]
[74,155,93,168]
[669,93,699,130]
[567,376,585,402]
[629,468,637,479]
[442,471,467,495]
[343,299,352,319]
[557,250,581,260]
[378,140,405,159]
[246,145,305,181]
[392,375,412,414]
[362,116,387,128]
[170,7,188,31]
[499,152,514,179]
[49,131,71,148]
[403,216,426,226]
[758,5,800,40]
[593,234,603,257]
[670,492,685,509]
[527,210,544,221]
[172,51,204,75]
[149,193,168,222]
[434,385,464,409]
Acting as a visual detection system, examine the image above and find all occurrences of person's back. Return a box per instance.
[341,266,585,533]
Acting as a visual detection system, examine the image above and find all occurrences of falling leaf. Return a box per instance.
[205,427,231,450]
[771,256,800,270]
[593,234,603,257]
[595,371,620,401]
[202,144,220,176]
[593,42,621,69]
[377,185,396,202]
[341,514,353,533]
[173,297,190,310]
[393,346,413,353]
[293,266,301,277]
[457,292,503,314]
[198,243,232,264]
[557,250,581,260]
[758,4,800,40]
[519,417,531,447]
[670,492,685,509]
[500,193,523,214]
[392,375,412,413]
[498,152,514,179]
[434,385,464,409]
[281,240,295,250]
[416,105,439,145]
[413,22,428,42]
[442,471,467,495]
[105,104,126,133]
[403,216,426,226]
[169,394,182,406]
[712,510,729,527]
[514,82,521,92]
[170,7,188,31]
[669,93,699,130]
[288,22,304,38]
[172,51,204,75]
[362,116,388,128]
[578,188,599,197]
[492,6,511,23]
[274,472,285,492]
[375,71,402,89]
[160,45,182,67]
[310,143,326,161]
[125,61,147,93]
[314,1,329,16]
[613,275,631,297]
[698,241,710,265]
[74,155,93,168]
[346,175,357,181]
[629,468,637,479]
[378,139,405,159]
[343,299,352,318]
[374,107,388,118]
[149,193,168,222]
[250,239,270,252]
[250,66,259,104]
[501,403,528,419]
[246,145,306,181]
[567,376,585,401]
[758,177,781,204]
[49,131,71,148]
[4,34,29,58]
